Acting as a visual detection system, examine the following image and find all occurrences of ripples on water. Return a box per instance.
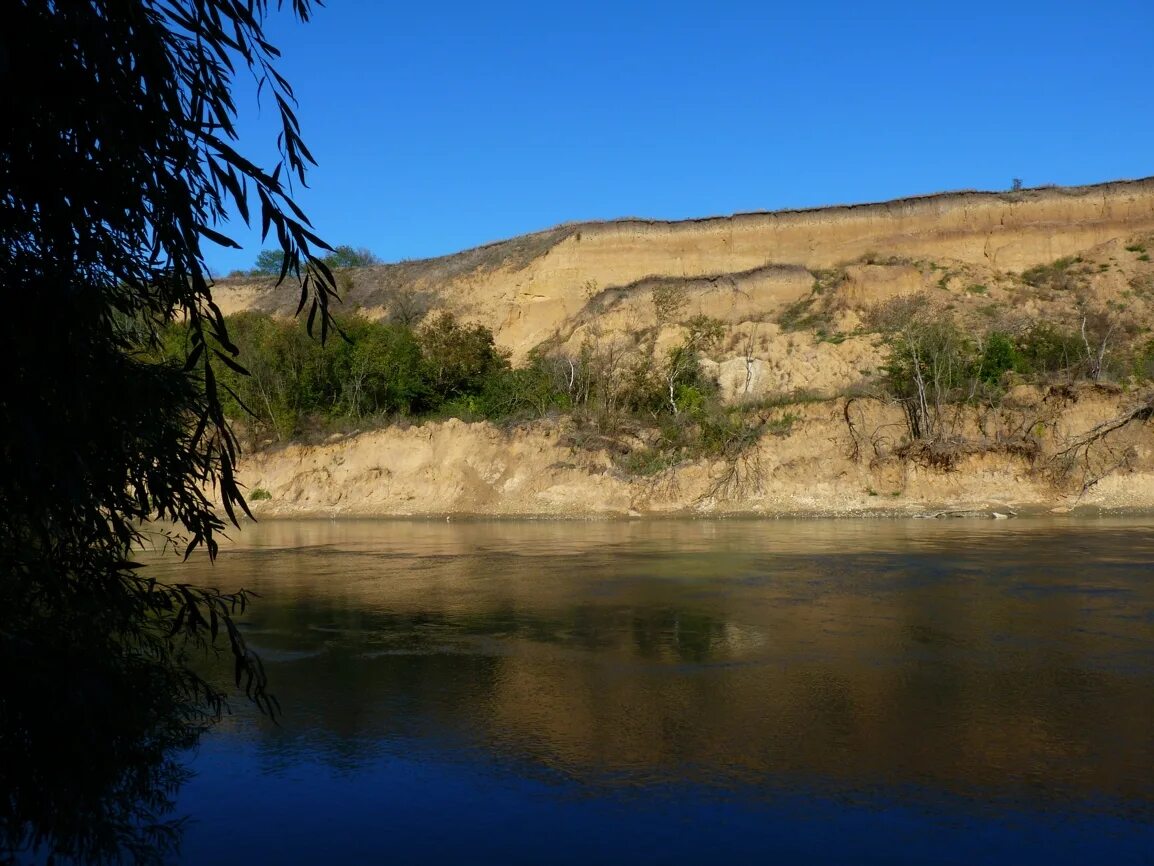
[149,518,1154,865]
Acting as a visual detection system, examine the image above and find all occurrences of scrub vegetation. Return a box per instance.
[165,252,1154,489]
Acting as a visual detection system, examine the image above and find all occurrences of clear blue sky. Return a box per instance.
[210,0,1154,274]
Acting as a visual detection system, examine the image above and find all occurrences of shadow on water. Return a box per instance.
[0,631,202,865]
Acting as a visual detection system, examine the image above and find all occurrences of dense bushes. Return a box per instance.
[161,311,580,438]
[1014,322,1085,377]
[416,313,509,404]
[160,310,752,472]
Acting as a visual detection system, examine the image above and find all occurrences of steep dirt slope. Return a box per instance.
[236,384,1154,518]
[213,178,1154,517]
[215,178,1154,363]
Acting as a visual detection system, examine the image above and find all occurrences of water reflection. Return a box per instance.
[160,518,1154,863]
[0,623,199,865]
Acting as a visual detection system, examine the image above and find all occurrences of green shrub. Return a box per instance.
[417,312,509,408]
[158,310,517,432]
[777,295,820,331]
[651,283,689,324]
[1014,323,1083,377]
[322,245,380,269]
[336,317,426,417]
[215,312,327,438]
[694,407,766,459]
[250,248,286,276]
[880,315,978,439]
[673,384,708,417]
[1129,338,1154,381]
[978,332,1021,384]
[248,244,380,276]
[474,360,571,422]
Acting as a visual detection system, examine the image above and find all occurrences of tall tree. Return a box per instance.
[252,247,289,275]
[1,1,336,861]
[323,244,381,269]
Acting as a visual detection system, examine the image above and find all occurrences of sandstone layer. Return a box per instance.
[216,178,1154,363]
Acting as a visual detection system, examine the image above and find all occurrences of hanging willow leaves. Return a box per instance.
[1,2,338,862]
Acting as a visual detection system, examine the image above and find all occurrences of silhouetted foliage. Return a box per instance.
[1,1,335,862]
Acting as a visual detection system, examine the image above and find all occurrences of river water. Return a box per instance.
[159,518,1154,864]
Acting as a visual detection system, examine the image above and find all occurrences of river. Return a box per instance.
[155,517,1154,865]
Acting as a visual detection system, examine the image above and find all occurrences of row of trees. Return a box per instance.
[186,312,514,437]
[160,311,729,443]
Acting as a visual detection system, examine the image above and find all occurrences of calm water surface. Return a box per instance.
[157,518,1154,864]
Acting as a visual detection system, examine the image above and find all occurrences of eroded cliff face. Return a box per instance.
[235,385,1154,518]
[213,179,1154,517]
[215,178,1154,363]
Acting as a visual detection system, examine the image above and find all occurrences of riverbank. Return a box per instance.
[226,386,1154,520]
[209,181,1154,520]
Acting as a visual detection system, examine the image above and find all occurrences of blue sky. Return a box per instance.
[210,0,1154,274]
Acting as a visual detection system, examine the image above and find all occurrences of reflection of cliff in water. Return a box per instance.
[174,519,1154,808]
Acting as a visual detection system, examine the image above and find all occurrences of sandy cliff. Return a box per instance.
[237,385,1154,518]
[216,178,1154,362]
[213,179,1154,517]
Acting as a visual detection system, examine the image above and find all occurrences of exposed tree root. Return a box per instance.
[1046,393,1154,494]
